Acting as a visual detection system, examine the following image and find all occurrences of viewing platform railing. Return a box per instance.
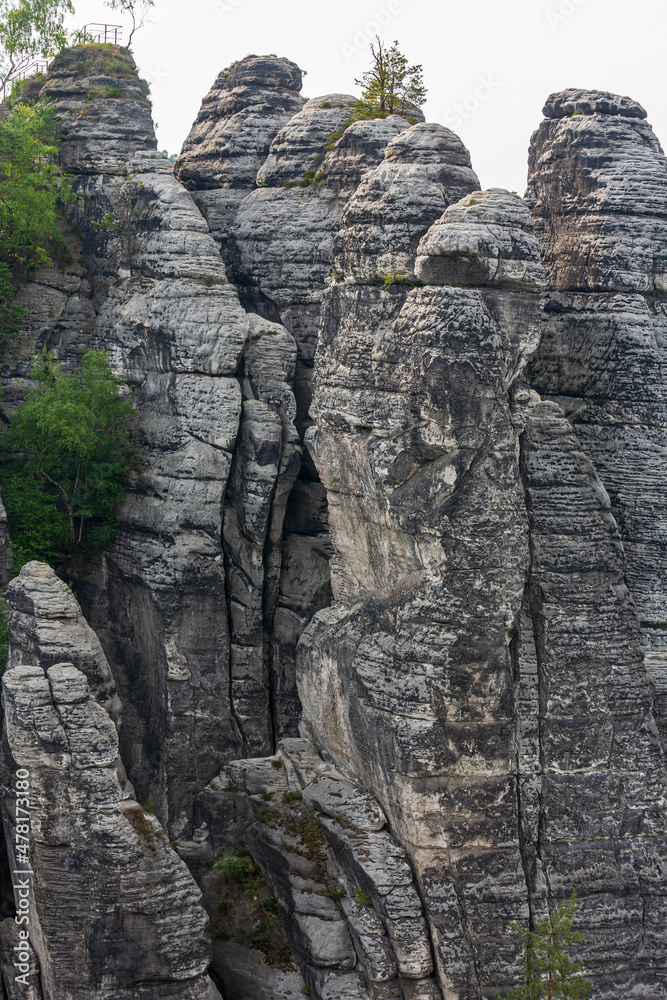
[1,24,124,101]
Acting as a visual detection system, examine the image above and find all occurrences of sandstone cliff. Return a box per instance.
[0,45,666,1000]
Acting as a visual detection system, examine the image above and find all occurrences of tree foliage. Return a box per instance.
[499,894,593,1000]
[354,36,427,119]
[1,350,134,569]
[103,0,155,47]
[0,100,72,270]
[0,0,73,87]
[0,99,73,337]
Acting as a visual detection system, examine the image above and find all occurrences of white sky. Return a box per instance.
[64,0,667,194]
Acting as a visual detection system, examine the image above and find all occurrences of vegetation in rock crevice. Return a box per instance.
[210,844,294,969]
[497,894,593,1000]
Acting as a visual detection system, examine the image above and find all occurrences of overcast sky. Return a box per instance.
[65,0,667,193]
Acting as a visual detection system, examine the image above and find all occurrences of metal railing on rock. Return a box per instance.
[1,24,124,102]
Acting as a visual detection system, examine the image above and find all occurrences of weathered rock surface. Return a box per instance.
[3,49,667,1000]
[0,563,221,1000]
[515,398,667,998]
[526,88,667,751]
[299,186,541,997]
[200,738,436,999]
[174,55,305,251]
[5,48,308,841]
[333,123,481,284]
[5,560,121,726]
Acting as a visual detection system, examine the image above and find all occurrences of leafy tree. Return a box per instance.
[103,0,155,47]
[499,894,593,1000]
[354,36,427,120]
[0,100,72,271]
[0,0,73,90]
[0,99,73,338]
[1,350,134,569]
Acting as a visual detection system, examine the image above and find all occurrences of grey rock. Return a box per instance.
[517,398,667,996]
[210,939,303,1000]
[6,562,121,727]
[302,775,386,832]
[525,88,667,752]
[542,87,647,119]
[0,579,221,999]
[414,188,545,292]
[256,95,357,186]
[175,55,305,191]
[333,123,480,284]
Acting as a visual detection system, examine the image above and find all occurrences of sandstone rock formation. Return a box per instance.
[175,55,305,251]
[2,46,667,1000]
[6,46,306,840]
[0,563,222,1000]
[526,88,667,751]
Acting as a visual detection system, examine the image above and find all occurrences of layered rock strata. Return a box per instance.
[0,562,222,1000]
[525,88,667,747]
[176,60,438,752]
[298,186,538,998]
[175,56,305,252]
[514,400,667,999]
[1,47,304,839]
[295,176,667,998]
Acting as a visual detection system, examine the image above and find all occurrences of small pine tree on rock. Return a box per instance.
[353,36,426,120]
[499,894,593,1000]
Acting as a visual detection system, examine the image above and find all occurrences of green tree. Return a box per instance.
[354,37,427,119]
[499,894,593,1000]
[1,350,134,569]
[0,99,73,338]
[0,101,72,270]
[103,0,155,47]
[0,0,73,90]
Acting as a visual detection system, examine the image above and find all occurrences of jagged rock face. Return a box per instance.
[81,147,248,839]
[515,399,667,998]
[525,88,667,749]
[333,123,481,284]
[0,564,222,1000]
[296,169,667,997]
[5,561,121,727]
[199,739,439,999]
[0,48,303,841]
[175,56,305,191]
[296,188,541,997]
[174,56,306,251]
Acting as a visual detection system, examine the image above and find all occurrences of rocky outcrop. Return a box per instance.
[3,49,667,1000]
[0,47,304,840]
[174,56,305,251]
[526,88,667,749]
[198,738,438,1000]
[0,563,222,1000]
[514,399,667,999]
[298,186,539,998]
[5,560,121,726]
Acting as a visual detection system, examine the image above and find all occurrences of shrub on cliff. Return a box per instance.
[499,893,593,999]
[354,36,427,119]
[0,100,73,336]
[325,37,427,151]
[1,350,134,569]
